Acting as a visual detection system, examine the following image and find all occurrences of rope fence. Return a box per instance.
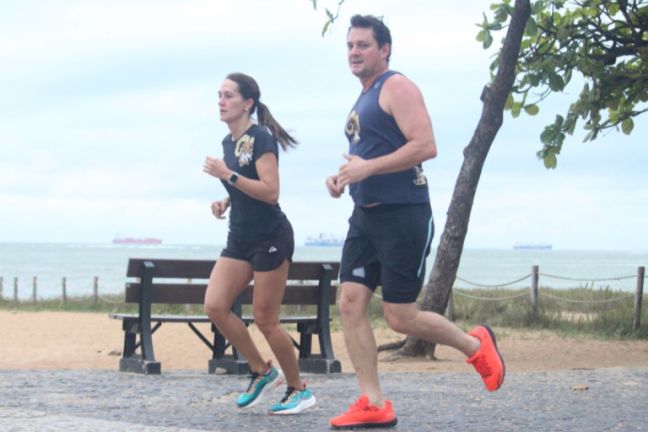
[0,276,106,305]
[1,265,646,330]
[448,265,645,331]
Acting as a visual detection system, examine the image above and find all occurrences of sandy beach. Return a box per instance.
[1,310,647,372]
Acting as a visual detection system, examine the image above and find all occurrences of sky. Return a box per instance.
[1,0,646,251]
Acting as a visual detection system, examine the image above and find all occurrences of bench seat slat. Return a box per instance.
[125,283,337,305]
[127,259,340,281]
[109,313,320,324]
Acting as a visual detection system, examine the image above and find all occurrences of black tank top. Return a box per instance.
[345,70,429,206]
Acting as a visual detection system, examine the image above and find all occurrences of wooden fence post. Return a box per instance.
[633,266,644,331]
[32,276,37,303]
[93,276,99,306]
[531,265,539,317]
[13,277,18,302]
[445,291,455,321]
[62,277,67,304]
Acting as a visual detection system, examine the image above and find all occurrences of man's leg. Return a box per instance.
[383,301,505,391]
[330,281,398,429]
[382,302,479,356]
[338,281,384,405]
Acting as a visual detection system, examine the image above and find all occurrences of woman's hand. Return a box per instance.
[203,157,230,180]
[210,198,230,219]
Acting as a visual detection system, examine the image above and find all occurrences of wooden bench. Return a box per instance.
[109,258,341,375]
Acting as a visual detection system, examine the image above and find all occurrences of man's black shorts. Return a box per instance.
[220,219,294,272]
[340,203,434,303]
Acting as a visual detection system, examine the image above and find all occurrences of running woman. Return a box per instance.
[203,72,315,415]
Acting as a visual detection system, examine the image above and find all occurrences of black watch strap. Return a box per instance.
[227,172,239,185]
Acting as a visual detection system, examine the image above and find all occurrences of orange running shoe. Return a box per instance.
[329,395,397,429]
[466,324,505,391]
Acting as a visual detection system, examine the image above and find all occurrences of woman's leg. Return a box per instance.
[252,259,303,389]
[204,257,267,374]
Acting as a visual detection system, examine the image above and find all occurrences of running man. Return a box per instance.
[325,15,505,429]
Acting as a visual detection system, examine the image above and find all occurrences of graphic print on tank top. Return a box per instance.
[343,71,429,206]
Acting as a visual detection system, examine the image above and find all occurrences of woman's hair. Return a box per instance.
[226,72,298,151]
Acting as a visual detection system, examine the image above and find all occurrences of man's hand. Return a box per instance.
[325,175,345,198]
[337,154,372,189]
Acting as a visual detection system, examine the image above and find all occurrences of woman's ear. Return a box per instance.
[245,99,254,113]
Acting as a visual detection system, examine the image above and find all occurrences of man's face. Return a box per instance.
[347,27,389,79]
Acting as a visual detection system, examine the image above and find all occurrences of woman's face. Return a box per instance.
[218,79,252,124]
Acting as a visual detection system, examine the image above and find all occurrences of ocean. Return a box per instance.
[0,243,646,300]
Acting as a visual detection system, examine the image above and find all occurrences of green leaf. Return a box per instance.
[311,0,318,10]
[511,102,522,118]
[621,118,634,135]
[540,127,554,145]
[543,149,558,169]
[548,73,565,91]
[494,6,509,22]
[565,114,577,135]
[476,30,485,42]
[483,30,493,49]
[525,18,538,37]
[321,21,330,37]
[505,93,514,110]
[524,104,540,115]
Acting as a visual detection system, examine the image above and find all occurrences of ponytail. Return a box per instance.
[256,102,298,151]
[225,72,298,151]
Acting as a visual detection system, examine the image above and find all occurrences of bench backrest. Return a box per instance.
[124,258,340,306]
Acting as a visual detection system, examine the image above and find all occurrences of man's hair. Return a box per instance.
[349,14,392,62]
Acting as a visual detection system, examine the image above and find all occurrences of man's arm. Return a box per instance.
[337,74,437,188]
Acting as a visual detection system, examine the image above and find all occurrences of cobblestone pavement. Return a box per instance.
[1,368,647,431]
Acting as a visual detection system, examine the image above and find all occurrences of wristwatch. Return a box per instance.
[227,172,239,185]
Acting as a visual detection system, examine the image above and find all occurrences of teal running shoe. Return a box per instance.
[236,366,284,409]
[269,386,317,415]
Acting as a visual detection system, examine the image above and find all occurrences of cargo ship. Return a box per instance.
[304,233,344,247]
[112,236,163,245]
[513,243,552,250]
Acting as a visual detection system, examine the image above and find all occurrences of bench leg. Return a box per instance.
[299,357,341,374]
[295,322,341,373]
[118,319,161,374]
[299,332,312,358]
[208,323,250,375]
[318,325,336,362]
[119,357,161,374]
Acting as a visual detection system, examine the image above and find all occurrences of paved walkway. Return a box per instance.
[1,368,647,431]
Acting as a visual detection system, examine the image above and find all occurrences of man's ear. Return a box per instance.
[381,43,391,61]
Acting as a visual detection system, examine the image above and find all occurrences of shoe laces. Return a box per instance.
[245,361,274,393]
[244,371,261,393]
[279,386,296,403]
[348,396,377,413]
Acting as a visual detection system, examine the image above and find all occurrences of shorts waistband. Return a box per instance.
[358,203,428,214]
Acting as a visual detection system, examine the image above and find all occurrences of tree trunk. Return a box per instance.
[401,0,532,357]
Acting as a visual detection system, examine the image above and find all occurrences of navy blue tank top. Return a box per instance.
[345,70,429,206]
